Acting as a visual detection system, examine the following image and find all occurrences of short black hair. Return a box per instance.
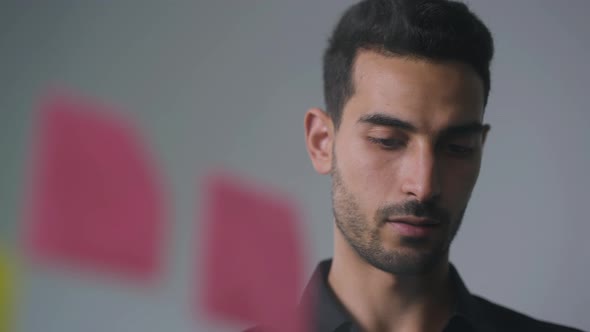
[323,0,494,127]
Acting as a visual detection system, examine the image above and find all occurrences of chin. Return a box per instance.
[368,244,449,275]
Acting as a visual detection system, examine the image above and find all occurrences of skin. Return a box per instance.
[304,50,489,332]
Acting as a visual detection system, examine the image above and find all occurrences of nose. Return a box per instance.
[400,144,441,202]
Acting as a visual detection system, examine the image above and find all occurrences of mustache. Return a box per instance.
[377,200,449,222]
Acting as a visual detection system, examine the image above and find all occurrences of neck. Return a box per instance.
[328,226,454,332]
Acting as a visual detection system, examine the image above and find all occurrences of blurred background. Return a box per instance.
[0,1,589,331]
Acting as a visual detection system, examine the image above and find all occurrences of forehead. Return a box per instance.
[343,50,485,131]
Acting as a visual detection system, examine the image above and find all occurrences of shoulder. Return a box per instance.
[472,295,585,332]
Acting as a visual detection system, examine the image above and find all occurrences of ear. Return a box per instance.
[481,124,491,146]
[304,108,334,175]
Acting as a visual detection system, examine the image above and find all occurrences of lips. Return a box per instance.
[386,217,440,237]
[387,217,440,226]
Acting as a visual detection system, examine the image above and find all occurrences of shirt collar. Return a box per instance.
[300,259,495,332]
[447,263,495,332]
[300,260,354,331]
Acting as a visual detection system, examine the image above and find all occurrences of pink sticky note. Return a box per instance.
[200,172,307,332]
[24,92,165,280]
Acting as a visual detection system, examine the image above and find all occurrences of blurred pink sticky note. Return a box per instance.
[24,92,165,280]
[201,172,307,332]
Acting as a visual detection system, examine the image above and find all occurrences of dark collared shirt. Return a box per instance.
[298,260,582,332]
[245,260,583,332]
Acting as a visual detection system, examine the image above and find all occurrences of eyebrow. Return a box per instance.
[357,113,417,132]
[440,122,487,137]
[357,113,486,136]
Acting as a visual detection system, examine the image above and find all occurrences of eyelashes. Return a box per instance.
[445,144,475,156]
[367,137,405,150]
[367,137,477,157]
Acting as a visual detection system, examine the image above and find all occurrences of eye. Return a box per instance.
[446,144,475,157]
[367,137,405,150]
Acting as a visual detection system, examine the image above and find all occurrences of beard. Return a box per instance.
[331,159,466,276]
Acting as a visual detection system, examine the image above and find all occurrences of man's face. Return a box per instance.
[320,50,488,275]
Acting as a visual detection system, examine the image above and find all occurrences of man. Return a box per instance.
[248,0,583,331]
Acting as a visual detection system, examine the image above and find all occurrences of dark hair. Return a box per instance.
[323,0,494,127]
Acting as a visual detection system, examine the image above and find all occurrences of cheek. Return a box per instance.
[337,140,401,204]
[440,159,481,208]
